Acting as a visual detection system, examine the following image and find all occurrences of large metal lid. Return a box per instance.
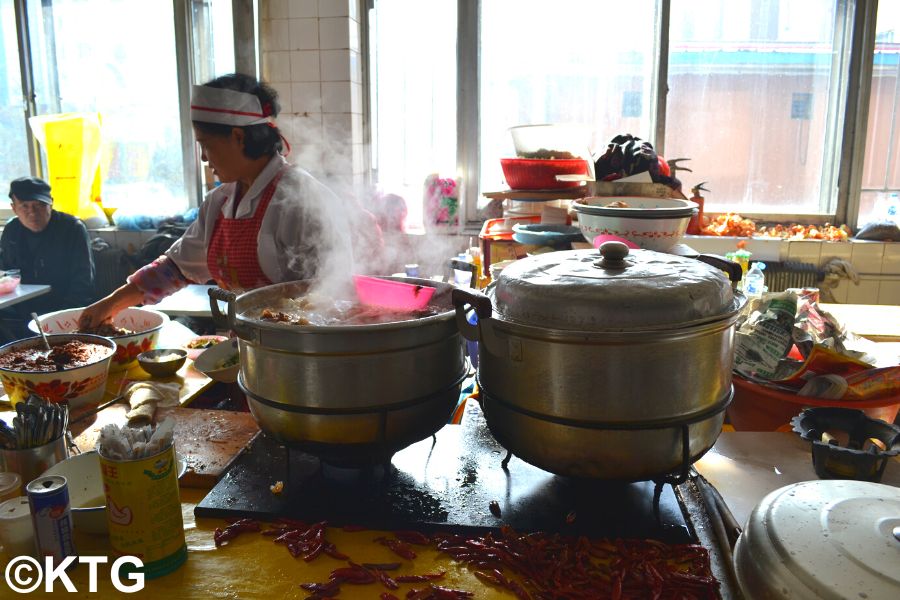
[734,480,900,600]
[491,243,737,330]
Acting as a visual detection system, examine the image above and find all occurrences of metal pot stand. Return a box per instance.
[195,400,695,543]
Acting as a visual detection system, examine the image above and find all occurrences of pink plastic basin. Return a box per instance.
[353,276,435,311]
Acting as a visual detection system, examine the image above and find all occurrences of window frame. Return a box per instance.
[3,0,249,222]
[454,0,880,233]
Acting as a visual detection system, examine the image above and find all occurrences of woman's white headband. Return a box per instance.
[190,85,271,126]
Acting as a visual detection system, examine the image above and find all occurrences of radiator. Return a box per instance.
[92,245,136,299]
[757,261,823,292]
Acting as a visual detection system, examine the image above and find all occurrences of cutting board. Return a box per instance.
[71,405,259,489]
[157,407,259,488]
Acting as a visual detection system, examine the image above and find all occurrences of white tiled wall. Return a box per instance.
[261,0,365,184]
[683,236,900,305]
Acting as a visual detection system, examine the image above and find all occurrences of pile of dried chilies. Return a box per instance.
[213,519,719,599]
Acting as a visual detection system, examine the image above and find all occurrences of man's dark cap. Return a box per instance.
[8,176,52,205]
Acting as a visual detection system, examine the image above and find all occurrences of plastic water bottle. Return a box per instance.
[744,262,766,297]
[887,192,899,225]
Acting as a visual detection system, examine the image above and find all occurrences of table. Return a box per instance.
[147,284,216,318]
[695,431,900,527]
[0,284,51,310]
[0,321,215,432]
[820,303,900,342]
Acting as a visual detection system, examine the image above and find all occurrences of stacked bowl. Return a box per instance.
[572,197,698,252]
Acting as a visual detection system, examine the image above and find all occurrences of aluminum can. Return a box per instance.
[26,475,76,562]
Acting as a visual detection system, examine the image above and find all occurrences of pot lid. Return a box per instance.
[491,242,737,330]
[735,480,900,599]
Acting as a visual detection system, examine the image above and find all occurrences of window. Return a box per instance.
[370,0,889,231]
[1,0,236,218]
[667,0,844,216]
[859,2,900,224]
[479,0,657,198]
[0,0,30,187]
[368,0,457,230]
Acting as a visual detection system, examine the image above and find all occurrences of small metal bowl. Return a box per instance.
[136,348,187,378]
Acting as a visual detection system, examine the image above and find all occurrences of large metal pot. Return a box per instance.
[210,278,467,466]
[452,242,745,480]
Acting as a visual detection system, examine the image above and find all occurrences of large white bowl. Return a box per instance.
[573,197,696,252]
[192,338,239,383]
[29,307,169,372]
[43,450,186,535]
[0,334,116,408]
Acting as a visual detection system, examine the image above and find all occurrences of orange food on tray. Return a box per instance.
[756,223,851,241]
[700,213,757,237]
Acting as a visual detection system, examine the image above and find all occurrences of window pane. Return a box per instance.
[29,0,187,214]
[480,0,657,202]
[0,0,30,197]
[193,0,236,84]
[667,0,842,215]
[369,0,457,230]
[859,2,900,225]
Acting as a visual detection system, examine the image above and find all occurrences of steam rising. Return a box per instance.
[272,117,471,301]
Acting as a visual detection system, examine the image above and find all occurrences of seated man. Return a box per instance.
[0,176,95,342]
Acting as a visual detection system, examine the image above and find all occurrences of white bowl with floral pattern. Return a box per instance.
[28,307,169,371]
[0,334,116,408]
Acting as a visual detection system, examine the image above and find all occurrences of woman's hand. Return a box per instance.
[77,282,144,331]
[77,296,119,331]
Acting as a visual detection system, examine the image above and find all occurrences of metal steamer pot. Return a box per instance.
[452,242,745,480]
[210,279,467,466]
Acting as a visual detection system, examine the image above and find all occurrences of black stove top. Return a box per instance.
[195,402,693,543]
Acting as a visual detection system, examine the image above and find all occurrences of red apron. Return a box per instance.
[206,171,283,290]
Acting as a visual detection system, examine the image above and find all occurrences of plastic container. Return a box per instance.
[0,270,21,295]
[743,262,766,296]
[508,124,590,159]
[0,472,22,503]
[500,158,589,190]
[353,275,436,310]
[0,496,36,556]
[727,374,900,432]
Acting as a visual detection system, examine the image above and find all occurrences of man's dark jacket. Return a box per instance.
[0,210,95,317]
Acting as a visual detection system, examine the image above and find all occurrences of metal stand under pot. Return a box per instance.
[453,241,745,483]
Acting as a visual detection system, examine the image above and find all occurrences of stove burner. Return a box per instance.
[196,404,694,543]
[318,459,387,486]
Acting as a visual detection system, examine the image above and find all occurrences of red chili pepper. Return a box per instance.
[395,574,430,583]
[278,517,310,529]
[302,541,324,562]
[393,529,431,545]
[322,543,348,561]
[429,584,474,599]
[375,569,399,590]
[362,562,402,571]
[330,567,376,585]
[376,537,418,560]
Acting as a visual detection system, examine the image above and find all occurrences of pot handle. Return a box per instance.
[451,287,507,358]
[694,254,744,283]
[208,287,237,331]
[451,287,491,341]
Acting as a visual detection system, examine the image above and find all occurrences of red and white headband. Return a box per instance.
[190,85,273,126]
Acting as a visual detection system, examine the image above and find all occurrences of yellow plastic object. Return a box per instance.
[28,112,104,220]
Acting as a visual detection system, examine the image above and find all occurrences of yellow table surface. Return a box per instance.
[0,488,500,599]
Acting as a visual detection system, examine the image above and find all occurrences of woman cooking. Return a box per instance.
[79,73,357,329]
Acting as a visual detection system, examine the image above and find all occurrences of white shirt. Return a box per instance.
[166,154,354,287]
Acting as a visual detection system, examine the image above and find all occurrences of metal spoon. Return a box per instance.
[31,312,52,353]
